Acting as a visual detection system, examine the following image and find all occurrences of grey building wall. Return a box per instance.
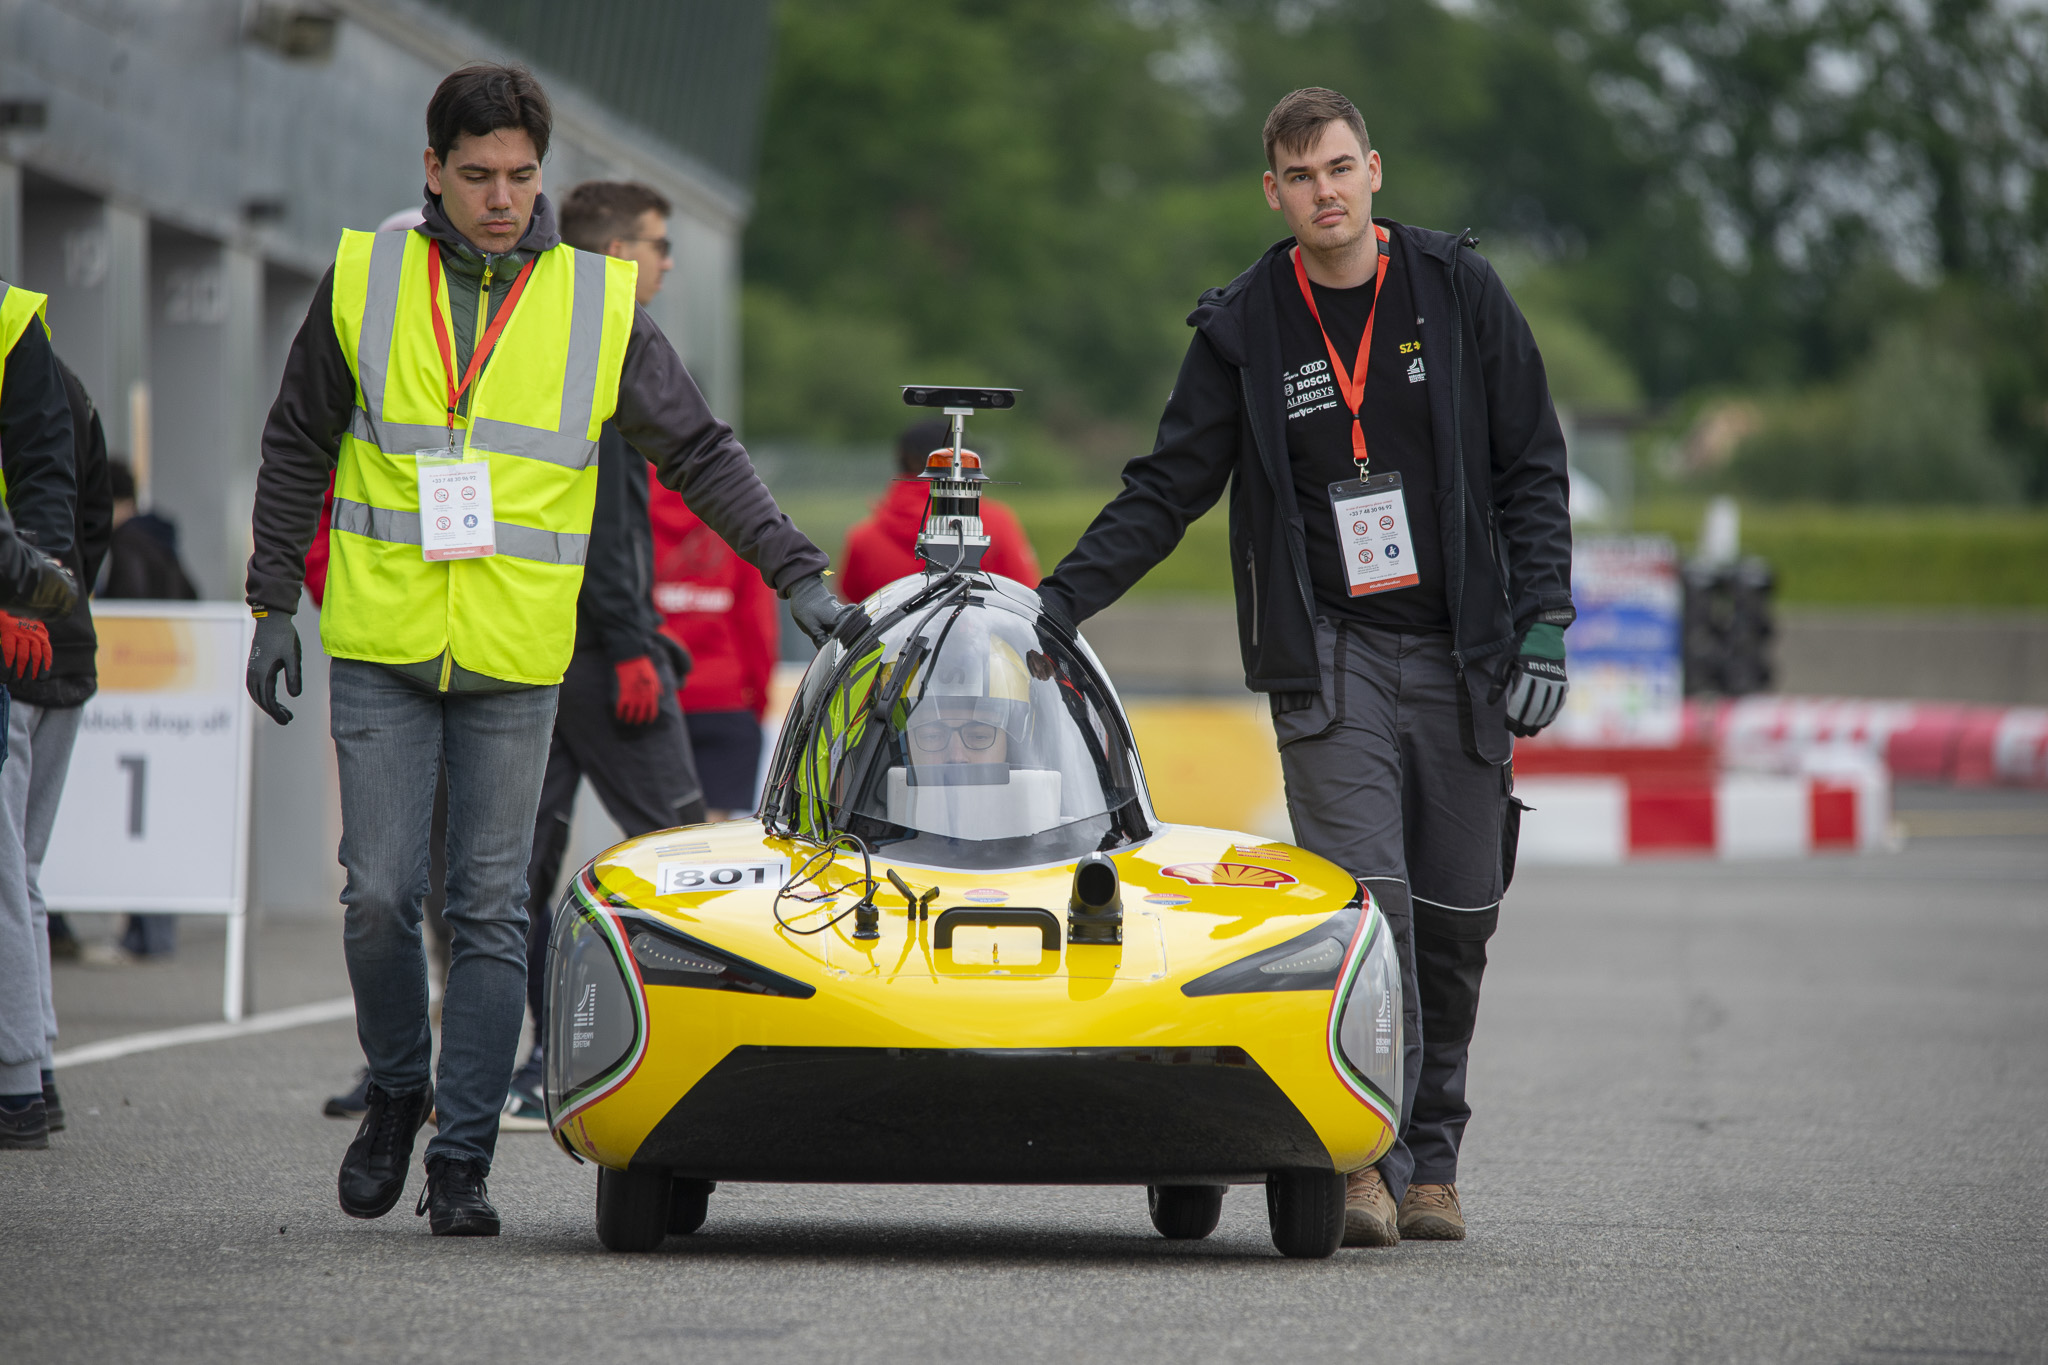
[0,0,764,916]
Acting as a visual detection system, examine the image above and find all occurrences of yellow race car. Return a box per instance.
[544,392,1400,1258]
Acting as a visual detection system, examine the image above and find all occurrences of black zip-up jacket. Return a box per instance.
[245,192,825,688]
[10,356,112,708]
[577,420,678,668]
[1040,223,1573,760]
[0,302,78,561]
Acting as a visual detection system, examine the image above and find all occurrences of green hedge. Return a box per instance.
[783,491,2048,608]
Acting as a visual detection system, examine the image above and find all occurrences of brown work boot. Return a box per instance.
[1342,1167,1401,1247]
[1398,1182,1465,1240]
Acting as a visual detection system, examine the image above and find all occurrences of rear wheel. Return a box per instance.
[1147,1184,1225,1240]
[1265,1169,1344,1259]
[669,1178,715,1235]
[595,1167,672,1252]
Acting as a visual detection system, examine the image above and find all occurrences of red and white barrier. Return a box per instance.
[1683,696,2048,788]
[1514,761,1889,866]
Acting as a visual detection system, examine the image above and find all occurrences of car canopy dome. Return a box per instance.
[763,575,1155,870]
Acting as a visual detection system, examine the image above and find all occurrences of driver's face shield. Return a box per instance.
[781,592,1145,858]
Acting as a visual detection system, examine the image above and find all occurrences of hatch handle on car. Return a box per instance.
[931,907,1061,952]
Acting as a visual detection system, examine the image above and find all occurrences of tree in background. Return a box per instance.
[744,0,2048,500]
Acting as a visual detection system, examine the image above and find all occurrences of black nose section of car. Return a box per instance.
[1067,853,1123,945]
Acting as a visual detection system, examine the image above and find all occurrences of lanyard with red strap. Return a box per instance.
[1291,223,1392,472]
[425,246,538,449]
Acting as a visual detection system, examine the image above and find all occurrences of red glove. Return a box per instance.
[613,655,660,726]
[0,611,52,680]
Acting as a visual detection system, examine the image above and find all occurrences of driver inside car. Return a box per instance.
[906,705,1011,767]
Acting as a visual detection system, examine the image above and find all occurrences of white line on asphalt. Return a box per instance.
[52,997,357,1068]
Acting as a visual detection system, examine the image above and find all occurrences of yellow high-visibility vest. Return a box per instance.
[324,229,636,685]
[0,281,54,503]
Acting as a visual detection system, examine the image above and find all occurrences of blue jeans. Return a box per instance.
[330,660,558,1170]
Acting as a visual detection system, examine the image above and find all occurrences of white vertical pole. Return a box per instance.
[223,613,256,1021]
[222,908,246,1023]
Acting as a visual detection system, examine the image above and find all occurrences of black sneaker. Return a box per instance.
[324,1068,372,1119]
[416,1155,500,1236]
[337,1082,433,1219]
[0,1096,49,1150]
[41,1073,64,1132]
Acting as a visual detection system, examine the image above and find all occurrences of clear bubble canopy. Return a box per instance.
[763,575,1155,870]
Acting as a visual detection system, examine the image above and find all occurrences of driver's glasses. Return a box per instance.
[909,719,1000,752]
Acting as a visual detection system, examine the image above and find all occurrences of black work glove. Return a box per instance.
[17,552,77,622]
[246,609,303,726]
[0,540,77,621]
[785,573,861,649]
[1488,622,1568,738]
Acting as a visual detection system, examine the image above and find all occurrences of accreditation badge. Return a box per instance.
[1328,473,1420,597]
[415,451,497,561]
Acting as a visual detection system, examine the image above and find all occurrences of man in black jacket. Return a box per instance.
[1038,89,1574,1247]
[0,356,112,1140]
[0,284,80,1150]
[499,179,705,1132]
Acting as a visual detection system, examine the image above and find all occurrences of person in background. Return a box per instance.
[499,178,705,1132]
[0,355,112,1143]
[85,458,198,963]
[648,467,780,820]
[837,418,1042,604]
[0,276,80,1151]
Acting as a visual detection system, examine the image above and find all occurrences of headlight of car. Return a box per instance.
[1180,890,1363,996]
[544,869,645,1120]
[1329,902,1401,1120]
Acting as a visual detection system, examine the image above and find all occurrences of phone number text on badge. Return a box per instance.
[657,859,789,896]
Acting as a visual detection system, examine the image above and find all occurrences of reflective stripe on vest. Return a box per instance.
[321,229,636,686]
[0,282,54,503]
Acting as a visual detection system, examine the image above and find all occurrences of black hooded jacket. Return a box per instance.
[9,357,113,708]
[1039,222,1573,760]
[245,192,824,687]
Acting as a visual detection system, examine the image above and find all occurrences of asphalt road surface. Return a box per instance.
[5,819,2043,1364]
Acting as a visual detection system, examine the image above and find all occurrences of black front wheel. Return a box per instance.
[669,1178,715,1235]
[1265,1169,1345,1259]
[596,1166,672,1252]
[1147,1184,1225,1240]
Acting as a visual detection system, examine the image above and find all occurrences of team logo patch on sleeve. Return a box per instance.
[1161,862,1299,889]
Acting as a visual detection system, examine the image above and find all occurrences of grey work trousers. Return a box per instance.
[1275,620,1510,1203]
[0,699,84,1093]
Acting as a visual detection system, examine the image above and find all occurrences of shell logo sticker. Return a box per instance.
[1161,862,1298,889]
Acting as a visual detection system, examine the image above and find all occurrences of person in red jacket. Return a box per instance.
[837,418,1042,604]
[647,467,781,820]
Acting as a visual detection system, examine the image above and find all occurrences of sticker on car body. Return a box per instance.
[1160,862,1299,889]
[657,859,789,896]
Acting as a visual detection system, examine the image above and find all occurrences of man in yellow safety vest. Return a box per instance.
[242,64,851,1235]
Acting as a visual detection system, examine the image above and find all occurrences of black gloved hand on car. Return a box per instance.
[246,608,303,726]
[785,573,862,649]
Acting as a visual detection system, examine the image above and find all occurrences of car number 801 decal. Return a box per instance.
[657,859,789,896]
